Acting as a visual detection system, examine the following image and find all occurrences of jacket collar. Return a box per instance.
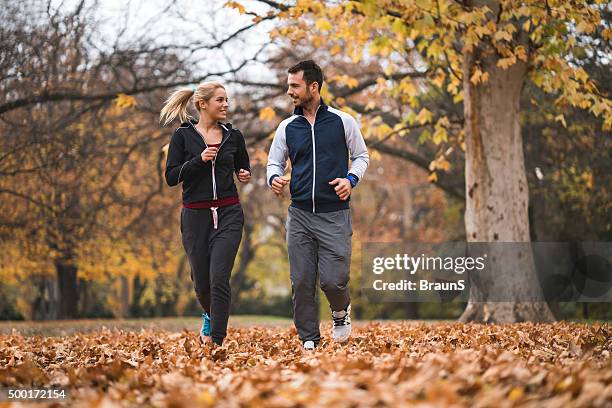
[293,97,328,117]
[185,119,232,148]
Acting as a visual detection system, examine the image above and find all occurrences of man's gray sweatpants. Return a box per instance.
[285,205,352,343]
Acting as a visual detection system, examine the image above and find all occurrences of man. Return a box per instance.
[267,60,369,350]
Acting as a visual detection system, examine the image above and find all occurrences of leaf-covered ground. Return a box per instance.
[1,322,610,407]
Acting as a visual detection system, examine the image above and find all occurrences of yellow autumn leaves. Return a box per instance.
[115,93,136,109]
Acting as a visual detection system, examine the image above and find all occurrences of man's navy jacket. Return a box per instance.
[266,99,369,213]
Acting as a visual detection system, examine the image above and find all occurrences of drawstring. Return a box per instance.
[211,207,219,229]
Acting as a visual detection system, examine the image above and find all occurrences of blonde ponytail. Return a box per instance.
[159,82,226,126]
[159,88,195,126]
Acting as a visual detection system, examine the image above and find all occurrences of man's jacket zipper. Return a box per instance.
[296,105,320,214]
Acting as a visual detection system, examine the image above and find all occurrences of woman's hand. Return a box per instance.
[200,147,218,162]
[237,169,251,183]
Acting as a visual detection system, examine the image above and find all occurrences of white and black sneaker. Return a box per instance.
[303,340,316,350]
[332,304,352,343]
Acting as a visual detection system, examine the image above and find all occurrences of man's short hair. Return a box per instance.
[288,60,323,92]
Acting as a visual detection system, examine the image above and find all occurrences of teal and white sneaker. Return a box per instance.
[332,304,352,343]
[200,312,211,344]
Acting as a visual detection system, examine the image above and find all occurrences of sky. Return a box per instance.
[49,0,279,88]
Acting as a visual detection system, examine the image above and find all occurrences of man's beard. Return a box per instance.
[296,90,314,107]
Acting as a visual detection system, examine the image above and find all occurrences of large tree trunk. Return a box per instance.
[55,258,79,319]
[460,2,554,322]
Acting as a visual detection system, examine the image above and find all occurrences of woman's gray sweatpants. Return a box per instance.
[181,204,244,345]
[285,205,353,343]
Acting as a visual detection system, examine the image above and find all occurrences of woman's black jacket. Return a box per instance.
[165,120,250,203]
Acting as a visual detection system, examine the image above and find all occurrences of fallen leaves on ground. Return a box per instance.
[0,322,610,407]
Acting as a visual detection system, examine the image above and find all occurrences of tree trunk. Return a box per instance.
[78,278,88,317]
[31,276,57,320]
[460,5,555,322]
[120,275,130,318]
[130,275,146,317]
[55,258,79,319]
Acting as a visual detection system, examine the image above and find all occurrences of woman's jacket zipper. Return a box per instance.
[191,123,231,229]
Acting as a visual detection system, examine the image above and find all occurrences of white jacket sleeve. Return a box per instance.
[343,114,369,181]
[266,119,291,187]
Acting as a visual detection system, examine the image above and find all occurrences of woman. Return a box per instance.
[160,82,251,347]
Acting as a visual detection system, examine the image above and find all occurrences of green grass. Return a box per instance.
[0,315,292,337]
[1,316,599,337]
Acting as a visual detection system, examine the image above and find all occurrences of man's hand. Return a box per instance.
[237,169,251,183]
[200,147,218,162]
[271,176,289,196]
[329,178,352,200]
